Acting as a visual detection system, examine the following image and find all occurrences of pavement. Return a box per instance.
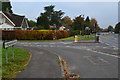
[16,46,62,78]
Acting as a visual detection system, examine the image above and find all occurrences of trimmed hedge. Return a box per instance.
[2,30,70,40]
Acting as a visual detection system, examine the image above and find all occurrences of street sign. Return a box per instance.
[3,40,17,64]
[3,40,17,49]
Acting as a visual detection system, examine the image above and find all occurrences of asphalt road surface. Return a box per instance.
[16,46,61,78]
[16,34,119,78]
[99,33,118,50]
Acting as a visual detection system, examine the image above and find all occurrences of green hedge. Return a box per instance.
[2,30,70,40]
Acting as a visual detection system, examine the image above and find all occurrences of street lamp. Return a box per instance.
[85,27,90,37]
[53,24,56,40]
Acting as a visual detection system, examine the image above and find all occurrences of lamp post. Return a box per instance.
[85,27,90,38]
[53,24,56,40]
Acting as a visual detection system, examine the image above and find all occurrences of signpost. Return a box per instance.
[3,40,17,64]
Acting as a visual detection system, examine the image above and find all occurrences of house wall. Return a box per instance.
[0,13,14,26]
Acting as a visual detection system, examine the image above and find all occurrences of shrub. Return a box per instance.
[70,30,80,36]
[2,30,70,40]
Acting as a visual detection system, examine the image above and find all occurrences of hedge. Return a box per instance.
[70,30,80,36]
[2,30,70,40]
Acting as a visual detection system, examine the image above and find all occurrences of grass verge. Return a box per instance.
[59,34,95,41]
[82,35,95,40]
[59,35,83,41]
[2,46,31,78]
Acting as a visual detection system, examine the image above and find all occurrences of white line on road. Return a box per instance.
[49,43,56,44]
[96,46,100,47]
[89,49,120,58]
[105,43,110,46]
[103,47,107,49]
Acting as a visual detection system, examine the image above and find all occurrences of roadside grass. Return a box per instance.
[2,46,31,78]
[82,35,95,40]
[59,35,83,41]
[59,34,95,41]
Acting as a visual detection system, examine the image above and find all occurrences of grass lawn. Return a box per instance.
[59,35,83,41]
[59,34,95,41]
[1,46,31,78]
[82,35,95,40]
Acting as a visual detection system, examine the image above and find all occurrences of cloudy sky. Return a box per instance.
[10,1,118,28]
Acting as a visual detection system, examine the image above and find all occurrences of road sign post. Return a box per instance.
[6,48,8,65]
[3,40,17,64]
[12,46,14,61]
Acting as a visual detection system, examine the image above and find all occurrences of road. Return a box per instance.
[99,33,118,50]
[16,33,119,78]
[16,46,61,78]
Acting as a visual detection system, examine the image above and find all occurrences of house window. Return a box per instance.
[0,18,5,23]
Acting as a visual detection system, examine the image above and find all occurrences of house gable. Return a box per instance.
[21,18,29,28]
[3,12,25,27]
[0,11,15,26]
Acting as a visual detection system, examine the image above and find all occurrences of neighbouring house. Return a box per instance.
[0,11,30,30]
[59,26,66,30]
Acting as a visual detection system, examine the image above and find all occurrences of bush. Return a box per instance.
[2,30,70,40]
[70,30,80,36]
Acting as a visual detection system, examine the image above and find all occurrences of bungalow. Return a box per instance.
[0,11,30,30]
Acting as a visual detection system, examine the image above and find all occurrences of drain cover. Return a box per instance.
[84,56,109,65]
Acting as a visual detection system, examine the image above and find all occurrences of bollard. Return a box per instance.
[96,36,99,42]
[74,35,78,42]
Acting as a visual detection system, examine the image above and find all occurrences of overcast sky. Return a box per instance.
[11,2,118,28]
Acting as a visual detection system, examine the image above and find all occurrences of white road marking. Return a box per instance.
[105,43,110,46]
[96,46,100,47]
[43,45,48,47]
[72,46,120,58]
[24,45,28,46]
[66,46,70,47]
[49,43,55,44]
[87,49,91,51]
[28,43,32,44]
[50,45,55,47]
[103,47,107,49]
[113,48,118,50]
[34,43,38,44]
[91,50,120,58]
[21,43,25,44]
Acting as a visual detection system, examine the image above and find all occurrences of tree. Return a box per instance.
[108,25,114,32]
[73,15,84,30]
[61,16,73,30]
[114,22,120,33]
[36,5,64,29]
[90,18,100,33]
[28,20,37,27]
[94,22,100,32]
[50,10,64,26]
[37,13,49,29]
[1,0,13,13]
[84,16,90,27]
